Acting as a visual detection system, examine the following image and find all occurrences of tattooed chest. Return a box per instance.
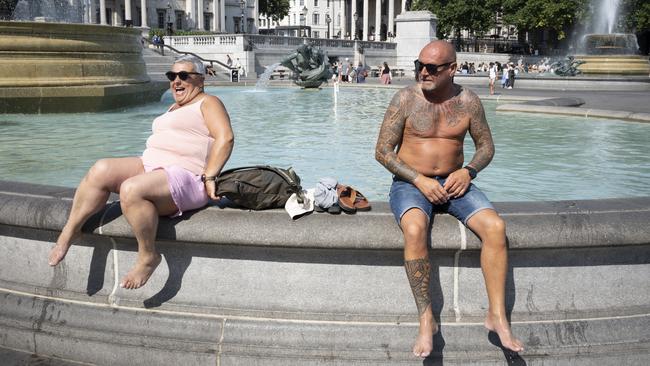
[406,101,469,137]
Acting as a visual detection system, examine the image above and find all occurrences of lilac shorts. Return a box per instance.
[143,164,209,218]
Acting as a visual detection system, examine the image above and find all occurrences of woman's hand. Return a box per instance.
[204,180,219,200]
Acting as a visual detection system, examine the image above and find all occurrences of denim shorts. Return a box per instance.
[389,177,495,226]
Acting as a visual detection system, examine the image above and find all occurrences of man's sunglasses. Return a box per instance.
[165,71,202,81]
[414,60,455,75]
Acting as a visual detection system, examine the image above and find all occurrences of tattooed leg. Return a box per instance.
[401,208,438,358]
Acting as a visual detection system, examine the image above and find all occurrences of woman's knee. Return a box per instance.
[86,159,112,182]
[119,178,143,206]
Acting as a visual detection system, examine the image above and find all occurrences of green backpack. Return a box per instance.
[216,165,304,210]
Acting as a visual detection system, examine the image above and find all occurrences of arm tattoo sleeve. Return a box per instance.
[375,90,419,182]
[405,258,431,316]
[466,93,495,172]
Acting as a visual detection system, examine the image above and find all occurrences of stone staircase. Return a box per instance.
[142,47,177,82]
[142,47,233,82]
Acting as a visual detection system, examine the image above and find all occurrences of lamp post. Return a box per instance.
[166,3,173,36]
[239,0,246,34]
[300,6,308,37]
[325,13,331,39]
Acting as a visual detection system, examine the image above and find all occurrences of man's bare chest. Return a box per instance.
[405,100,470,138]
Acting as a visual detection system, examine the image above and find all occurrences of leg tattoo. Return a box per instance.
[405,258,431,315]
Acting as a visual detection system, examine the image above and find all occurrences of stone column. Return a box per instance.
[351,0,357,40]
[220,0,226,32]
[140,0,148,27]
[395,11,437,76]
[99,0,106,25]
[186,0,196,29]
[340,0,346,39]
[362,0,368,41]
[197,0,204,30]
[388,0,394,39]
[401,0,405,13]
[212,0,219,32]
[374,0,380,41]
[125,0,132,25]
[87,0,95,24]
[254,0,259,33]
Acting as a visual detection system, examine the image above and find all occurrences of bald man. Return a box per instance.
[375,40,524,357]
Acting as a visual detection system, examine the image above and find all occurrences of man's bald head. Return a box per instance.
[419,40,456,64]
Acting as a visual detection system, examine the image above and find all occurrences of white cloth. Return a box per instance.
[285,188,315,219]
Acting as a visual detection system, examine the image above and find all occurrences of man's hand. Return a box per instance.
[443,168,472,198]
[414,175,449,204]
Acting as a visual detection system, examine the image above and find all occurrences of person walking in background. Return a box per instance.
[356,63,368,83]
[48,55,235,290]
[380,61,392,84]
[341,58,350,82]
[488,62,497,95]
[501,63,508,88]
[375,40,524,358]
[507,63,516,89]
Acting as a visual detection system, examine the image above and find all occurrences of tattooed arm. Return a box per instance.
[443,89,495,198]
[375,89,419,182]
[465,90,495,172]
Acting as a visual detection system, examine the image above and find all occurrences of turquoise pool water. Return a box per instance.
[1,86,649,202]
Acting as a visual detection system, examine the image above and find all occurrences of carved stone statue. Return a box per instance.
[550,56,586,76]
[280,43,332,88]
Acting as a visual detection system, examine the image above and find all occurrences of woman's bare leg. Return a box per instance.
[49,157,145,266]
[118,170,177,289]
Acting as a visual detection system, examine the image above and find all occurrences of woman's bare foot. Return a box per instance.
[485,312,524,352]
[119,253,162,290]
[413,310,439,358]
[48,227,81,266]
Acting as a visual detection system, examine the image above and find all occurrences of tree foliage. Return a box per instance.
[258,0,290,25]
[412,0,500,38]
[501,0,589,40]
[0,0,18,20]
[619,0,650,32]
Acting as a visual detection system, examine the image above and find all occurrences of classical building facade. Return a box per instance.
[80,0,409,40]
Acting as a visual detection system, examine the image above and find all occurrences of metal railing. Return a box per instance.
[142,37,233,73]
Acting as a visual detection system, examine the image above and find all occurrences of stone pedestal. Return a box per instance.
[394,11,438,77]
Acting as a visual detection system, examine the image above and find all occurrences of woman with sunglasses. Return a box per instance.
[48,55,234,290]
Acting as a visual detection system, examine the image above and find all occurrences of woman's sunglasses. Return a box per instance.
[414,60,455,75]
[165,71,202,81]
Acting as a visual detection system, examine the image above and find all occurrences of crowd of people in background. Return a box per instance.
[330,59,395,84]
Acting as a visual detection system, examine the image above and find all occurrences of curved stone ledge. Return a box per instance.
[496,103,650,123]
[0,181,648,365]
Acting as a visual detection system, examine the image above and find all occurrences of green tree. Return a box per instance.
[0,0,18,20]
[619,0,650,32]
[258,0,290,28]
[412,0,499,40]
[501,0,589,40]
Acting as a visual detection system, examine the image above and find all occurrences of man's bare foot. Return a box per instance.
[48,228,81,266]
[413,310,439,358]
[119,253,162,290]
[485,312,524,352]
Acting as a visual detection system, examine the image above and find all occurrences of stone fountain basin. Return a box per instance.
[0,21,167,112]
[0,181,648,365]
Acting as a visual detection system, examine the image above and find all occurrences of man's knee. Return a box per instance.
[400,209,428,247]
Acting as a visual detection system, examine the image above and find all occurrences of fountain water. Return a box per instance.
[1,1,167,113]
[255,63,281,90]
[576,0,649,75]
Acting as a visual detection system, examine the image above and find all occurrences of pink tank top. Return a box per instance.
[141,98,214,175]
